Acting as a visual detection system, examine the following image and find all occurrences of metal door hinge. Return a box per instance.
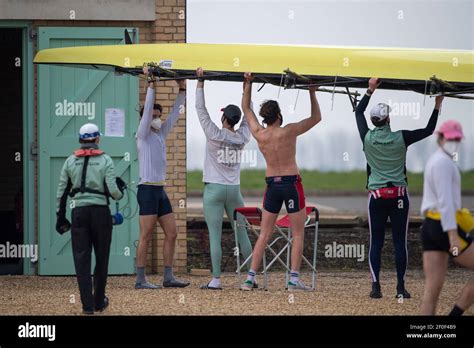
[29,28,37,40]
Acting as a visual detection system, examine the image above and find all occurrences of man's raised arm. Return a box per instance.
[287,86,322,136]
[242,72,263,136]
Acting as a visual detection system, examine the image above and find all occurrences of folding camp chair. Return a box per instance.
[233,206,320,290]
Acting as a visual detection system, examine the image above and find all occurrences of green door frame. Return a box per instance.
[0,21,35,275]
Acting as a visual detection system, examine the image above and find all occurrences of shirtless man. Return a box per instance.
[240,72,322,291]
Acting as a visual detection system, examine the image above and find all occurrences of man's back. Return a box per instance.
[57,147,122,209]
[241,73,321,178]
[363,125,407,189]
[255,126,298,177]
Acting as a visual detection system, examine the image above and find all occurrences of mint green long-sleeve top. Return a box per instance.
[56,145,123,212]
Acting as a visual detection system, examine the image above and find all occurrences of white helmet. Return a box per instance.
[79,123,101,140]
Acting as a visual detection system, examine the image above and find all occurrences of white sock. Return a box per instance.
[246,270,256,282]
[290,270,299,284]
[209,277,221,288]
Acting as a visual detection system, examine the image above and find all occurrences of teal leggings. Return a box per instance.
[203,183,253,278]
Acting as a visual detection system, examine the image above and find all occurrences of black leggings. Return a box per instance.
[368,194,409,284]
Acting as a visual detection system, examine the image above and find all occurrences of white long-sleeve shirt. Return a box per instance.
[136,87,185,185]
[195,87,250,185]
[421,147,461,231]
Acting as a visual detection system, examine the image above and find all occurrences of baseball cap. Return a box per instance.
[79,123,101,140]
[370,103,391,120]
[221,104,242,124]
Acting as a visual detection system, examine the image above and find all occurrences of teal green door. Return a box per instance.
[37,27,139,275]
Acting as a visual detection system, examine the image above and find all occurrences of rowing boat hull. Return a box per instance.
[34,43,474,94]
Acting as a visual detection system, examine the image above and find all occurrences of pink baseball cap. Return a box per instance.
[436,120,464,140]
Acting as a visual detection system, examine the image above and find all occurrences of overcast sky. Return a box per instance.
[186,0,473,172]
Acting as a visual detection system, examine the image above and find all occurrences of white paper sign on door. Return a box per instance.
[105,108,125,137]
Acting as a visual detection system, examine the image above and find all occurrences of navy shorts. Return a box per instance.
[137,185,173,217]
[422,218,472,255]
[263,175,305,214]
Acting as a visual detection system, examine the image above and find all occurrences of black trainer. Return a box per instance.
[370,282,382,299]
[163,279,190,288]
[82,309,94,315]
[95,296,109,312]
[396,286,411,299]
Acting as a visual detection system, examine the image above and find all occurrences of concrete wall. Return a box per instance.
[0,0,156,21]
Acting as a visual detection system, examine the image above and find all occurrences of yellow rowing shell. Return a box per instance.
[34,43,474,94]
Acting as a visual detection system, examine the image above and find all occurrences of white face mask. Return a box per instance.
[442,140,460,157]
[151,118,162,130]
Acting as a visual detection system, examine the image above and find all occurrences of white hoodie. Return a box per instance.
[195,87,251,185]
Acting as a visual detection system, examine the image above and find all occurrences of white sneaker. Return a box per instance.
[240,279,254,291]
[287,280,312,292]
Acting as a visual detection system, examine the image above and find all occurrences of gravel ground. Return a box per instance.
[0,270,472,316]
